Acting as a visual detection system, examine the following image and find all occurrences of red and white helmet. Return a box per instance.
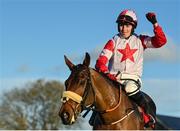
[116,9,138,28]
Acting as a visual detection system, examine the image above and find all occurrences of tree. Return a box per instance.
[0,79,91,130]
[0,79,64,129]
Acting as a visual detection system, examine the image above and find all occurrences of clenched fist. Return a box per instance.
[146,12,157,24]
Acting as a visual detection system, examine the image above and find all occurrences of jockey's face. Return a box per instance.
[119,23,133,38]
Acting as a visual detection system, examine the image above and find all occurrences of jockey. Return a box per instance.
[95,9,167,128]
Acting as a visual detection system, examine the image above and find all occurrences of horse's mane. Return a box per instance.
[91,68,122,89]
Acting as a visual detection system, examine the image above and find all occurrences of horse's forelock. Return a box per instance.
[69,64,90,81]
[74,64,89,73]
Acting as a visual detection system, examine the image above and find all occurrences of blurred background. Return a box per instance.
[0,0,179,129]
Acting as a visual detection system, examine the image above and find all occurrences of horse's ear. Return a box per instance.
[83,52,90,67]
[64,55,74,71]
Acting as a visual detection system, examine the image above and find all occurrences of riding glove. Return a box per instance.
[146,12,157,24]
[106,73,117,81]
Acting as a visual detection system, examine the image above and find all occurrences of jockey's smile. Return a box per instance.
[119,23,133,39]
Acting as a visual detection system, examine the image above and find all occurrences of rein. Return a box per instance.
[61,68,135,125]
[110,109,135,125]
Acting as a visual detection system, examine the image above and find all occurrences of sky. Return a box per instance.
[0,0,180,118]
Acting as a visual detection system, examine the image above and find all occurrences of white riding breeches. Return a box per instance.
[116,73,142,96]
[124,80,141,96]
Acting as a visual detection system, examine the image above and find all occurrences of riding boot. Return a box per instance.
[129,91,156,128]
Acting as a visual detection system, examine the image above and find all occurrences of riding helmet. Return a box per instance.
[116,9,138,28]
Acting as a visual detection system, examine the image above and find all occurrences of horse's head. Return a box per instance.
[59,52,94,125]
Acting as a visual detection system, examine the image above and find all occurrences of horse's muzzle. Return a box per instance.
[60,111,72,125]
[59,106,76,125]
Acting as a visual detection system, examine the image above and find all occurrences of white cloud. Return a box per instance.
[144,37,180,62]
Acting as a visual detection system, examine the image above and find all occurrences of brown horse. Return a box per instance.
[59,52,147,130]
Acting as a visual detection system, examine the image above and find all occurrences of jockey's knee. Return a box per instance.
[124,80,141,96]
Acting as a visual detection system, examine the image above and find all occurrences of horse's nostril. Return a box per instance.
[63,112,69,119]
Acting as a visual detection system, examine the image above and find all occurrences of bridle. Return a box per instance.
[61,66,96,122]
[61,67,135,125]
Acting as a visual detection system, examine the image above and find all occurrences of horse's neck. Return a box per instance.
[90,69,119,110]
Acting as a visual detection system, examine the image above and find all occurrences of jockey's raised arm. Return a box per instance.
[95,9,167,129]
